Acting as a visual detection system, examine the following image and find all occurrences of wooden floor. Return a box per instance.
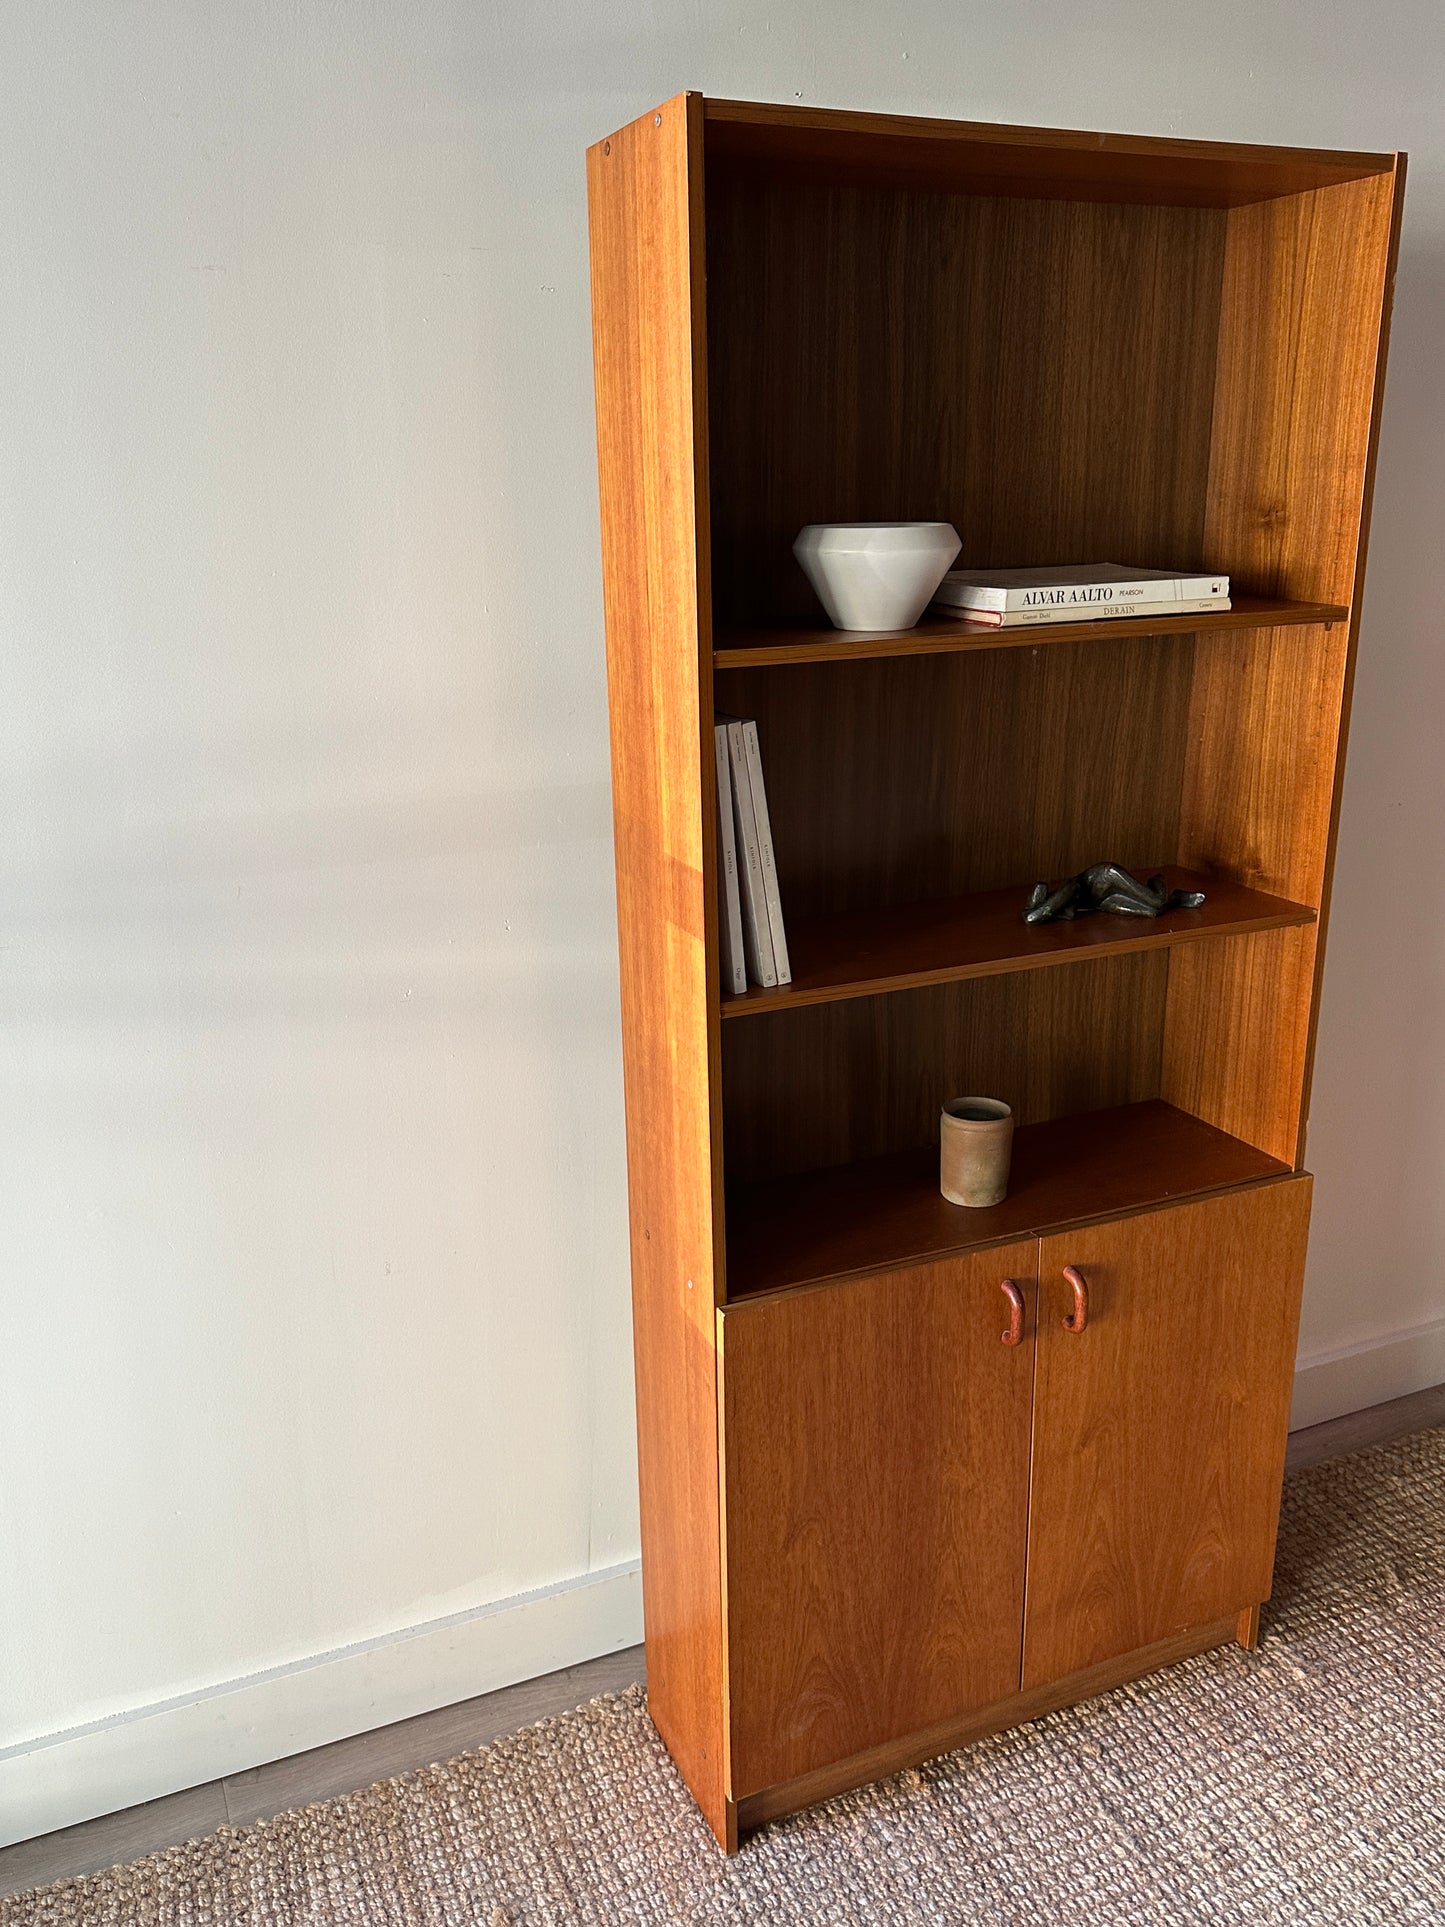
[5,1380,1444,1899]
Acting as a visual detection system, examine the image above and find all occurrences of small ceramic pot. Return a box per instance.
[940,1097,1014,1208]
[793,522,962,632]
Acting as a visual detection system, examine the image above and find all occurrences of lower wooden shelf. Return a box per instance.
[724,1099,1292,1298]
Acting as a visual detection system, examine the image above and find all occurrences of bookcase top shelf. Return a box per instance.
[712,596,1348,671]
[719,868,1315,1019]
[725,1101,1291,1298]
[703,97,1399,208]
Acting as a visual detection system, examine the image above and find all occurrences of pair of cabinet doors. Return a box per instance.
[719,1175,1311,1799]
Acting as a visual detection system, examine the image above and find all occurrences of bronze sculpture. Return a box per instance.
[1023,863,1206,924]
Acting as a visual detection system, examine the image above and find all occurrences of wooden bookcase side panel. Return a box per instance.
[1204,172,1401,608]
[1176,622,1352,908]
[1293,164,1407,1167]
[586,94,732,1847]
[1172,164,1403,1167]
[1161,617,1350,1165]
[1160,925,1318,1166]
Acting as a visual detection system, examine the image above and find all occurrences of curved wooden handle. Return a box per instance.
[1062,1265,1089,1333]
[1000,1278,1025,1347]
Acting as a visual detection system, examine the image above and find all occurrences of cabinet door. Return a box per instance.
[1024,1177,1311,1688]
[719,1246,1037,1798]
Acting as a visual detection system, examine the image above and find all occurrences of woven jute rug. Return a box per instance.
[8,1427,1445,1926]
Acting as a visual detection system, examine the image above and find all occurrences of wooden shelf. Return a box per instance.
[725,1100,1292,1298]
[721,868,1315,1018]
[712,594,1348,671]
[704,100,1397,209]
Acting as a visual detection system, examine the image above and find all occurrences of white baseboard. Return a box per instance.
[0,1560,642,1850]
[10,1324,1444,1852]
[1291,1316,1445,1432]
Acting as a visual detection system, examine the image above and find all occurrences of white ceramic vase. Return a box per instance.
[793,521,962,632]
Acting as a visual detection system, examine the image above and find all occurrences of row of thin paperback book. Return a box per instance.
[714,715,790,992]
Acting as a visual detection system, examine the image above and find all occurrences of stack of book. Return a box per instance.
[930,563,1230,628]
[714,714,790,993]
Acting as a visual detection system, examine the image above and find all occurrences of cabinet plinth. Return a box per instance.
[588,92,1403,1850]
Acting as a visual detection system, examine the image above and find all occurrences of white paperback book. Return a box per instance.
[933,595,1231,628]
[718,715,777,988]
[932,563,1229,615]
[713,723,748,995]
[739,717,791,984]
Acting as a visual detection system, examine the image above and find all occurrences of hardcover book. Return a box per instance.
[940,594,1231,628]
[933,563,1229,615]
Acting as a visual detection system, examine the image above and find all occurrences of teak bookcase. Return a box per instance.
[586,94,1403,1850]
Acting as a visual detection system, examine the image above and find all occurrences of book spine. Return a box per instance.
[713,723,748,995]
[740,719,790,985]
[935,574,1228,613]
[722,717,777,988]
[932,596,1230,628]
[985,596,1230,628]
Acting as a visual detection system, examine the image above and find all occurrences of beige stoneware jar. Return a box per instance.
[940,1097,1014,1208]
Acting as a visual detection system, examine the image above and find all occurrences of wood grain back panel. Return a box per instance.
[706,179,1226,631]
[587,93,731,1846]
[1023,1177,1312,1687]
[719,1248,1038,1796]
[722,950,1169,1186]
[715,626,1195,920]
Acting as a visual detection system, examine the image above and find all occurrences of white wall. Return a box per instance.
[1,0,1441,1846]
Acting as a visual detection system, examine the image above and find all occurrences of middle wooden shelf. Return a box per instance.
[712,594,1348,669]
[720,865,1315,1018]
